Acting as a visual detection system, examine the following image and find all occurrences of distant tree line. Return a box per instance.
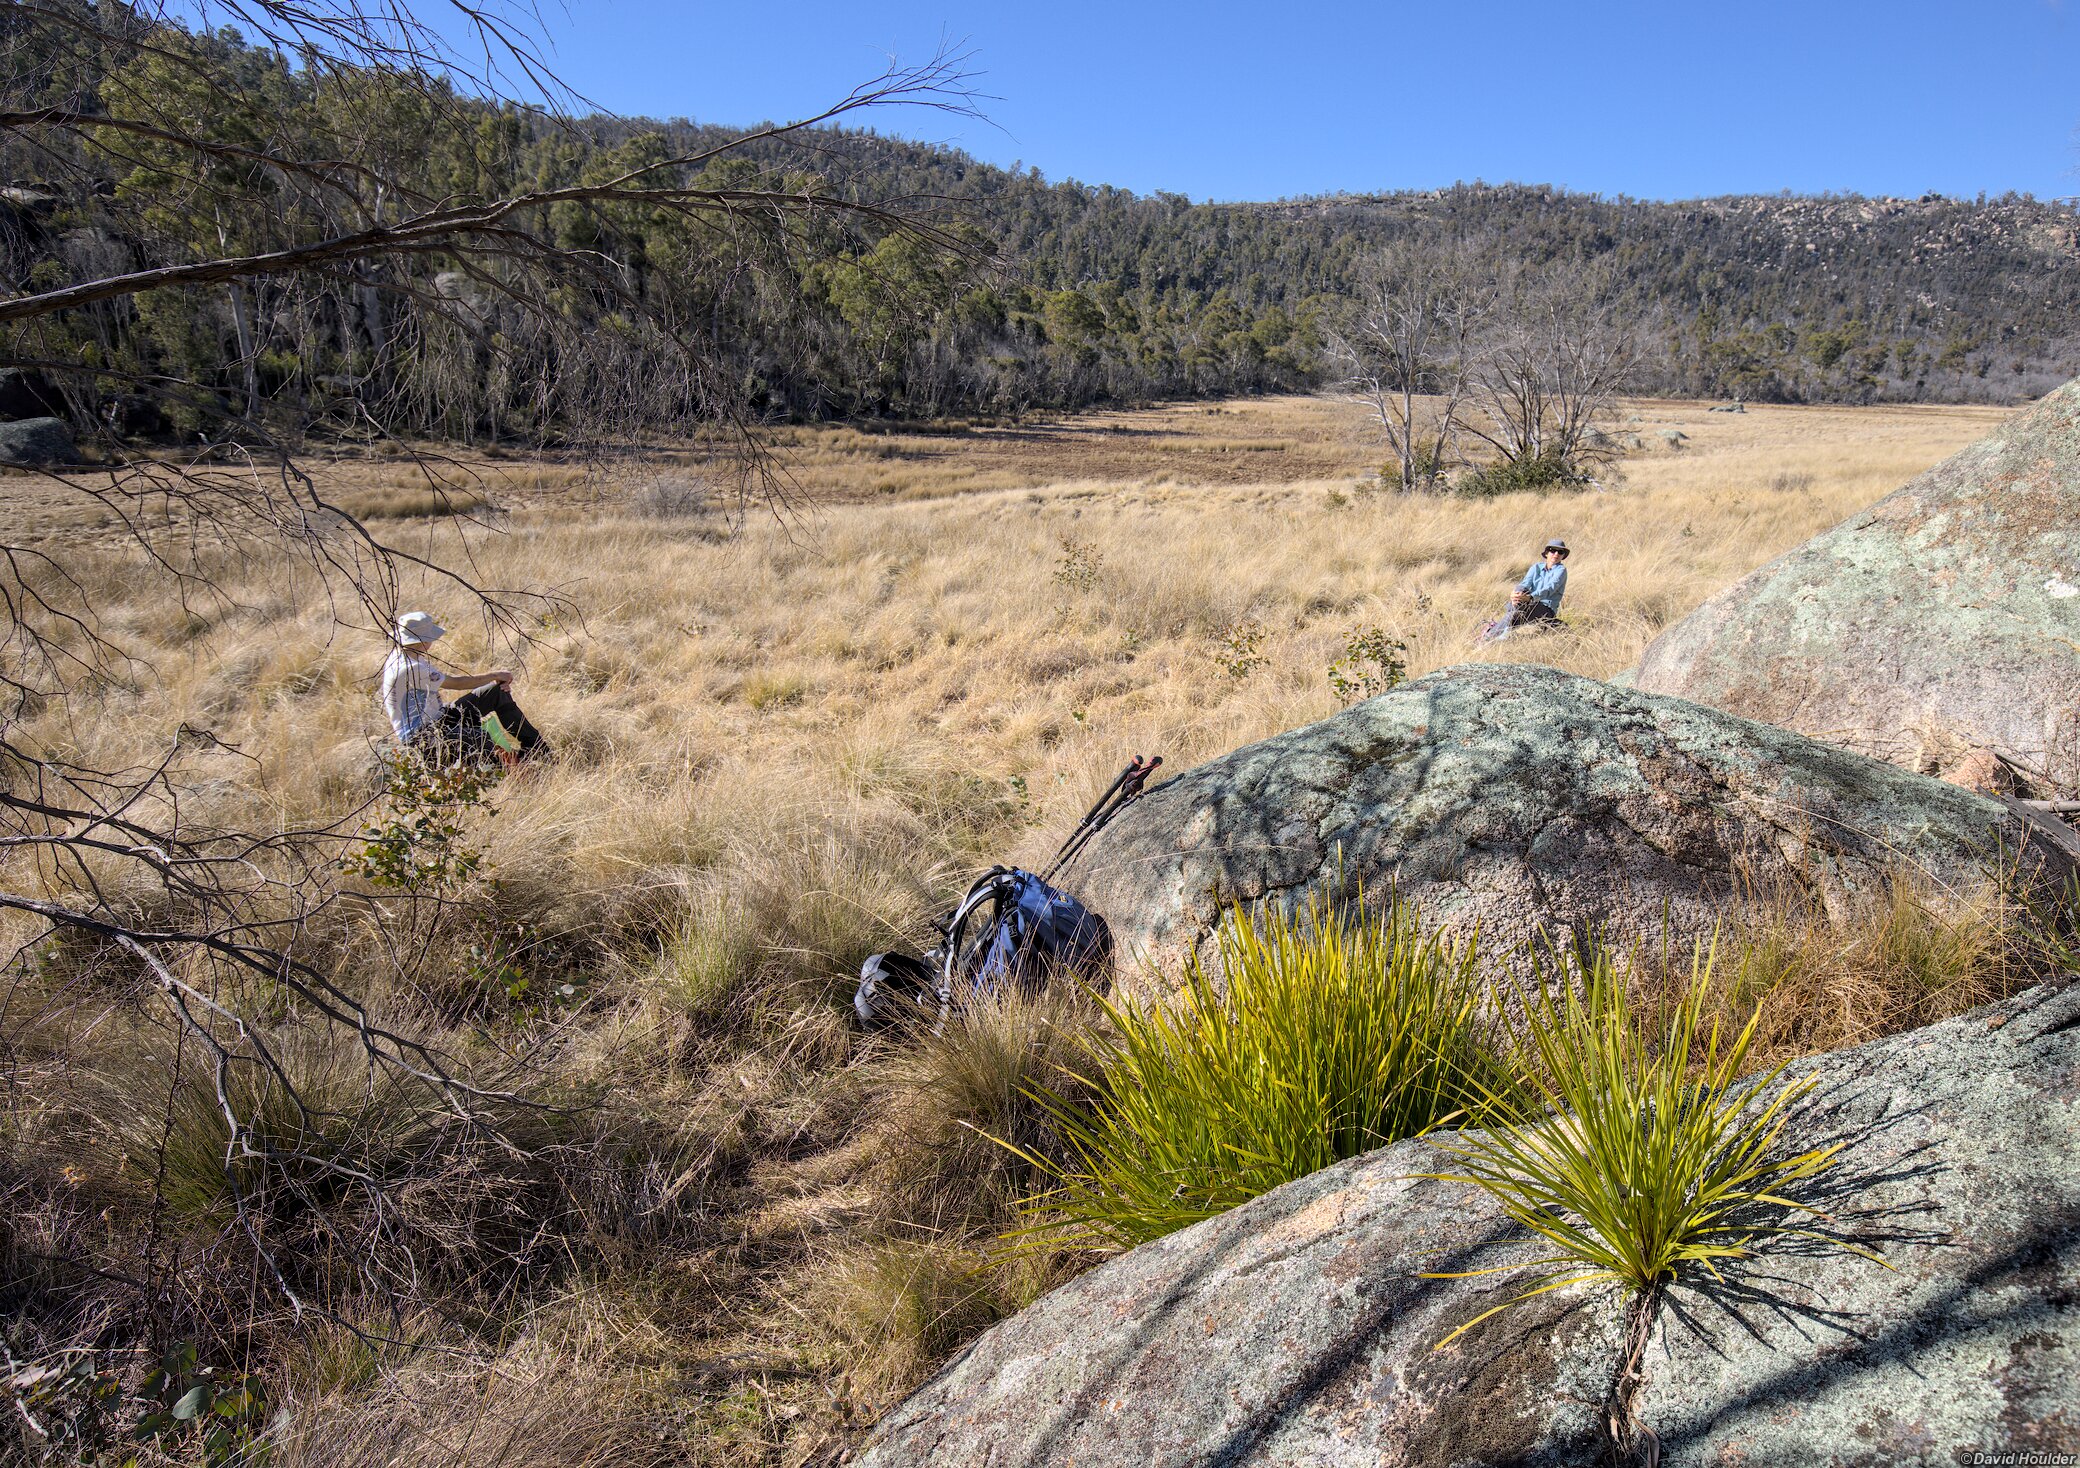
[6,5,2079,455]
[714,129,2080,416]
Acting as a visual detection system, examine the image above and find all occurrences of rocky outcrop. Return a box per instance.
[853,980,2080,1467]
[1055,663,2076,975]
[0,416,77,467]
[1633,379,2080,793]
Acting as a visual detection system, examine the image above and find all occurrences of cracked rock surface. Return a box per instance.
[1633,378,2080,792]
[1636,980,2080,1464]
[852,981,2080,1467]
[855,1128,1627,1468]
[1054,663,2074,976]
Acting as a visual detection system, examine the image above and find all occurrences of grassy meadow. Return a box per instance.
[2,391,2045,1466]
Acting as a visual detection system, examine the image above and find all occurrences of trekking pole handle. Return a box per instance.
[1083,758,1143,827]
[1042,754,1164,884]
[1053,758,1144,864]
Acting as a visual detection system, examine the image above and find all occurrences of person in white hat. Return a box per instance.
[380,611,546,759]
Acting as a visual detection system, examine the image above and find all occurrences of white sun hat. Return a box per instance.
[394,611,447,646]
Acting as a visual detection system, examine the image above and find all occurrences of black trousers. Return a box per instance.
[421,685,549,761]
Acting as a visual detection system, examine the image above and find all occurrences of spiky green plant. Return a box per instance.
[1002,898,1514,1249]
[1425,948,1884,1348]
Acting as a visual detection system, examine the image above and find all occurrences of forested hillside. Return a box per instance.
[5,5,2077,447]
[714,122,2080,410]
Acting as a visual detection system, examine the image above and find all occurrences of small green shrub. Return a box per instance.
[1425,950,1880,1347]
[1051,536,1103,598]
[1327,625,1408,703]
[342,749,498,893]
[132,1342,273,1468]
[1006,899,1513,1249]
[461,919,585,1016]
[1211,618,1268,681]
[4,1351,121,1459]
[1454,449,1589,498]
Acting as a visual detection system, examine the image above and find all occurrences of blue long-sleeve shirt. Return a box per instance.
[1518,561,1567,613]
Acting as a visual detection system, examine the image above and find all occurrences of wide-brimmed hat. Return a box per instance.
[394,611,446,646]
[1543,538,1570,557]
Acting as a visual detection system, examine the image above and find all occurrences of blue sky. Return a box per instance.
[484,0,2077,203]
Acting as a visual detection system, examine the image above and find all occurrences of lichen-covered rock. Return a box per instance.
[1633,380,2080,793]
[1054,663,2073,975]
[1632,980,2080,1464]
[853,981,2080,1467]
[0,415,77,467]
[855,1133,1629,1468]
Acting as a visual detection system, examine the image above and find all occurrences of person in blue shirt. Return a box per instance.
[1511,538,1570,624]
[1478,539,1570,642]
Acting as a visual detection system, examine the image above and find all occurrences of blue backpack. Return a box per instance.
[854,867,1113,1029]
[854,755,1160,1031]
[950,866,1112,996]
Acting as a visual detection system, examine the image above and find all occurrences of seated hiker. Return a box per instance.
[1510,538,1570,625]
[380,611,548,762]
[1479,538,1570,642]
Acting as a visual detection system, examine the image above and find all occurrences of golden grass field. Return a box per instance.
[0,391,2030,1465]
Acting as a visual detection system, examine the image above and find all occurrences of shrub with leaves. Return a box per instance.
[1211,618,1268,681]
[4,1350,121,1460]
[1051,537,1103,597]
[1425,950,1882,1348]
[1454,449,1590,497]
[343,748,500,892]
[462,919,586,1016]
[133,1342,274,1468]
[1327,625,1408,703]
[1004,899,1513,1249]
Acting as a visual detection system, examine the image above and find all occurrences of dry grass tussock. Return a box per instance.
[0,394,2053,1466]
[1653,873,2056,1066]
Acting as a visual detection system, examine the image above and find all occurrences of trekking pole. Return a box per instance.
[1050,754,1160,878]
[1044,755,1162,883]
[1043,757,1142,873]
[1072,758,1144,844]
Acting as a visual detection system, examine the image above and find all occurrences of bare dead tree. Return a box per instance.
[0,0,983,1366]
[1331,238,1491,491]
[1459,255,1642,477]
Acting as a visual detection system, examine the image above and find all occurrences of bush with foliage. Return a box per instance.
[1003,899,1514,1248]
[1425,949,1881,1347]
[1452,449,1592,498]
[1327,625,1408,703]
[1211,617,1268,681]
[342,749,500,893]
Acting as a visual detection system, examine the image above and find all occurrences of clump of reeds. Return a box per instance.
[1425,947,1881,1348]
[1003,898,1515,1248]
